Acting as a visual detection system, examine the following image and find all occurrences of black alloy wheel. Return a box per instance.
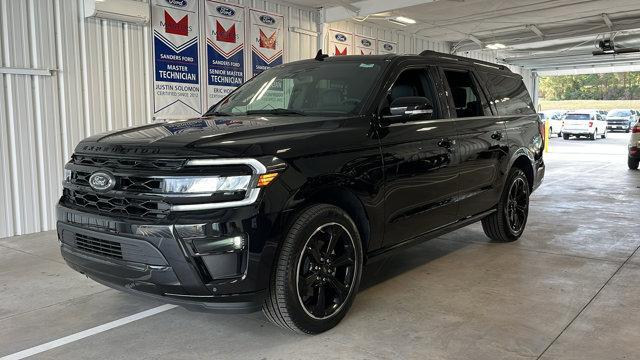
[296,222,357,320]
[262,204,363,334]
[504,177,529,234]
[481,168,530,242]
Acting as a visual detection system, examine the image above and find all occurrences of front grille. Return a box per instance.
[71,155,185,171]
[75,233,123,259]
[73,171,162,192]
[64,189,170,219]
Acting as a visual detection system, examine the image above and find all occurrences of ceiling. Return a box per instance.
[291,0,640,73]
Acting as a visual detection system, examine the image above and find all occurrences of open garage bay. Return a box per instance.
[1,133,638,360]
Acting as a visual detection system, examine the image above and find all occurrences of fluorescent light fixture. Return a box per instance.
[395,16,416,24]
[486,43,507,50]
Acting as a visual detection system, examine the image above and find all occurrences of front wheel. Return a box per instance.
[563,133,570,140]
[481,168,530,242]
[629,157,640,170]
[262,204,363,334]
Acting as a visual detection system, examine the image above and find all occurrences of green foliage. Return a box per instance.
[539,72,640,101]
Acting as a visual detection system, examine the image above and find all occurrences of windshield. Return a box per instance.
[207,61,385,116]
[565,114,591,120]
[608,109,631,117]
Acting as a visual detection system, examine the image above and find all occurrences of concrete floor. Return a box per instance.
[1,132,639,360]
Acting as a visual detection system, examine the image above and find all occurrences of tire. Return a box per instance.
[262,204,363,334]
[629,157,640,170]
[563,133,570,140]
[548,127,553,139]
[481,168,530,242]
[601,130,607,139]
[625,128,630,133]
[590,130,597,140]
[557,132,562,138]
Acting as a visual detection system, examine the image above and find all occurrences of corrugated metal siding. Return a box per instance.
[0,0,318,238]
[327,20,450,54]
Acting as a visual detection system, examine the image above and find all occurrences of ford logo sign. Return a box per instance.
[166,0,187,7]
[89,171,116,192]
[361,39,372,47]
[383,43,394,51]
[259,15,276,25]
[335,33,347,42]
[216,5,235,17]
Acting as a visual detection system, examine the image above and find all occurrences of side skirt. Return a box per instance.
[366,208,497,264]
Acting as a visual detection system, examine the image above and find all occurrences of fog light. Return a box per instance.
[193,236,245,254]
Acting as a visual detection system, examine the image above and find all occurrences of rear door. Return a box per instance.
[377,62,460,246]
[439,66,509,218]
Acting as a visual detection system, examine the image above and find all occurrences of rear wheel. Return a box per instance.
[590,130,597,140]
[481,168,530,242]
[629,157,640,170]
[262,204,363,334]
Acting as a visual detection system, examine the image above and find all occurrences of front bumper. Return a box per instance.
[56,204,282,313]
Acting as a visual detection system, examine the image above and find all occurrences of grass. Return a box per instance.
[538,99,640,111]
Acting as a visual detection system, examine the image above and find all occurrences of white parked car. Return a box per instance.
[629,120,640,169]
[538,109,566,137]
[562,110,607,140]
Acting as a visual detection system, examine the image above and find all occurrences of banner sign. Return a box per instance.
[378,40,398,55]
[354,35,375,55]
[205,1,245,108]
[249,9,284,77]
[151,0,201,118]
[329,29,353,56]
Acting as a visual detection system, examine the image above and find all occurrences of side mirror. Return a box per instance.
[382,97,434,124]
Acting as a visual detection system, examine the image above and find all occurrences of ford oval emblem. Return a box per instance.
[216,5,235,17]
[166,0,187,7]
[89,171,116,192]
[383,43,394,51]
[361,39,372,47]
[335,33,347,42]
[259,15,276,25]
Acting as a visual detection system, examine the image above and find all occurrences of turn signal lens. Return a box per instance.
[257,173,279,187]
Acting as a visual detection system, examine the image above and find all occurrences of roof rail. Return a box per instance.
[418,50,508,72]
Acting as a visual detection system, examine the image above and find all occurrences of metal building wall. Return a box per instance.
[0,0,318,238]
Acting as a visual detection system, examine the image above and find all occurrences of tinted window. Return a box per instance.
[565,114,591,120]
[484,73,534,116]
[383,68,439,118]
[443,70,484,118]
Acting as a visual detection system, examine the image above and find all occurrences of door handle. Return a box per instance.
[437,138,455,149]
[491,131,503,140]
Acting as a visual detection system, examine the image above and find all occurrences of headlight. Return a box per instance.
[162,175,252,194]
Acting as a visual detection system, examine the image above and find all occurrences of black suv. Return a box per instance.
[58,51,544,334]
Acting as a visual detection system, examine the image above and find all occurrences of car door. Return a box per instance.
[377,63,460,246]
[595,114,604,134]
[440,67,510,218]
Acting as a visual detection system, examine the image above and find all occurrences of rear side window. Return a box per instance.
[484,73,534,116]
[443,70,484,118]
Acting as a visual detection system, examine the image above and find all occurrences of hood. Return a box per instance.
[76,115,364,158]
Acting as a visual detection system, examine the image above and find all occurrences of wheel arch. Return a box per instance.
[282,175,373,254]
[508,150,535,191]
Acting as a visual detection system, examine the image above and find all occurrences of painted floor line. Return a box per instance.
[0,304,178,360]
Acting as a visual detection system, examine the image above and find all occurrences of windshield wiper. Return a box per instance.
[206,110,232,116]
[245,108,307,116]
